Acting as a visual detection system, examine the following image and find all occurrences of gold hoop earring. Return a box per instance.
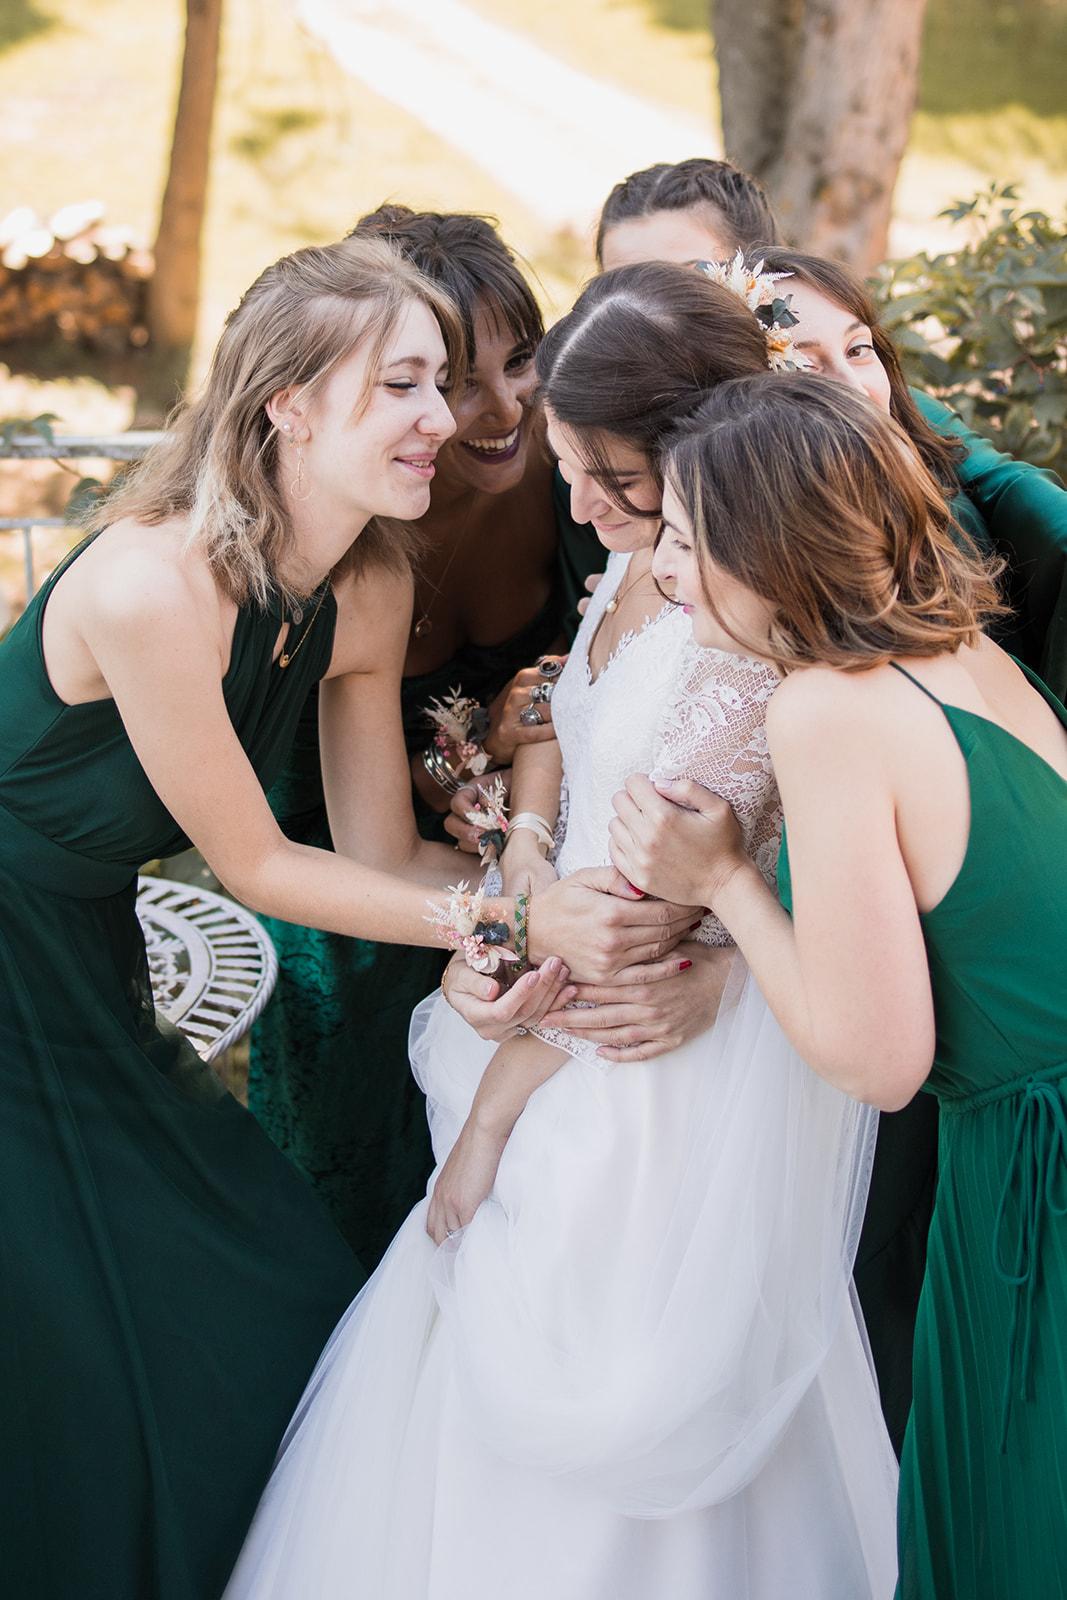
[290,444,313,503]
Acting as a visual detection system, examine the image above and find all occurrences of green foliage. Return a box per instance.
[876,184,1067,478]
[0,412,58,448]
[0,413,107,520]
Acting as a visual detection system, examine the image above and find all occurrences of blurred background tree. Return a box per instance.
[148,0,223,365]
[710,0,928,270]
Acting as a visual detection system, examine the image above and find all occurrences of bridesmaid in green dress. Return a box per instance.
[610,372,1067,1599]
[0,234,601,1600]
[248,210,728,1270]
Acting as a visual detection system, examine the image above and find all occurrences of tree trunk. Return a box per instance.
[148,0,223,350]
[711,0,928,270]
[713,0,802,180]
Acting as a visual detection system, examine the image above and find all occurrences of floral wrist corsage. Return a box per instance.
[424,687,492,785]
[463,773,510,864]
[427,880,521,975]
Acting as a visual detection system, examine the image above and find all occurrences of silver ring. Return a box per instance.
[537,657,563,680]
[519,704,543,727]
[528,682,554,705]
[446,1227,457,1239]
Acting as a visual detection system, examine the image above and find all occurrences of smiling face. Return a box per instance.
[288,297,457,523]
[786,281,892,413]
[545,407,662,553]
[432,300,539,496]
[653,478,775,656]
[599,207,736,272]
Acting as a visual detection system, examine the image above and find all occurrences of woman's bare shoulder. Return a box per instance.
[69,517,219,630]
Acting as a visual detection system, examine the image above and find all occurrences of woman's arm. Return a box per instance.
[608,672,936,1110]
[916,387,1067,699]
[84,547,696,971]
[319,562,461,886]
[497,736,564,895]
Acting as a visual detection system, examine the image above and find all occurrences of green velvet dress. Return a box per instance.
[247,586,563,1271]
[0,542,361,1600]
[781,662,1067,1598]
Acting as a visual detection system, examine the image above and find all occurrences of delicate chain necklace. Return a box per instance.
[412,504,478,640]
[603,560,654,616]
[277,580,330,670]
[588,557,658,672]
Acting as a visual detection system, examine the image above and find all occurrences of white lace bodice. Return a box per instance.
[539,552,782,1059]
[550,553,693,881]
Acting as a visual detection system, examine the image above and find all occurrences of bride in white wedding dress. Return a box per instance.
[225,263,898,1600]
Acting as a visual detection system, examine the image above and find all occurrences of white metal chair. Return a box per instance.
[136,876,278,1062]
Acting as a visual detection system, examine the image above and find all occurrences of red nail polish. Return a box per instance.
[679,959,693,971]
[625,882,644,897]
[689,920,702,932]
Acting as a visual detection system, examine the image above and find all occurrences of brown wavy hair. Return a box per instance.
[536,261,770,515]
[350,204,543,362]
[89,236,466,605]
[595,158,784,266]
[757,246,965,492]
[666,373,1007,671]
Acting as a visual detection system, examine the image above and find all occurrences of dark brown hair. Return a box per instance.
[595,158,784,267]
[758,246,965,491]
[666,373,1006,671]
[536,261,770,513]
[350,204,543,363]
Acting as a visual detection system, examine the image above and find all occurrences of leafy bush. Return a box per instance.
[876,184,1067,479]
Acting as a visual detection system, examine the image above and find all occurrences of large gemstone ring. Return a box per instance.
[536,656,563,680]
[519,704,543,727]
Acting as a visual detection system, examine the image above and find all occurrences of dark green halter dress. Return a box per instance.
[781,662,1067,1599]
[0,541,361,1600]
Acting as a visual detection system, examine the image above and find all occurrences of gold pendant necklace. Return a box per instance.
[278,579,329,670]
[413,505,478,640]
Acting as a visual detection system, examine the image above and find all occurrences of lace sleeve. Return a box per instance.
[649,645,782,947]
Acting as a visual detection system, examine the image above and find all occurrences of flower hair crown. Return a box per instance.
[693,252,812,372]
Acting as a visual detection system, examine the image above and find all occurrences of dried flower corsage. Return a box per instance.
[693,251,812,372]
[426,880,521,975]
[464,773,510,864]
[425,687,491,778]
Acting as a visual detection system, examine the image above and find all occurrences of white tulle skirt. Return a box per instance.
[225,963,899,1599]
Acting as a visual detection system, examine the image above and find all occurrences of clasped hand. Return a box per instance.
[608,773,748,907]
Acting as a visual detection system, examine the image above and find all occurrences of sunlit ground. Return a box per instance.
[0,0,1063,487]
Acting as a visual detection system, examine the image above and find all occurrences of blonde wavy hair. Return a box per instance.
[90,236,466,605]
[666,372,1008,672]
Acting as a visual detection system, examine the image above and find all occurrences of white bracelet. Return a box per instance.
[508,812,556,854]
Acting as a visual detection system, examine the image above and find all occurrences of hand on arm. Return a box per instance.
[608,678,936,1109]
[539,942,733,1062]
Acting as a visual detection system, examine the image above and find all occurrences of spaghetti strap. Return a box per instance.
[890,660,945,708]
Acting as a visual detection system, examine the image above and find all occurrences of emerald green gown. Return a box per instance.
[780,662,1067,1599]
[247,586,563,1271]
[0,542,361,1600]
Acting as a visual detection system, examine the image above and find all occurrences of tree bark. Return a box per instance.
[711,0,928,270]
[148,0,223,350]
